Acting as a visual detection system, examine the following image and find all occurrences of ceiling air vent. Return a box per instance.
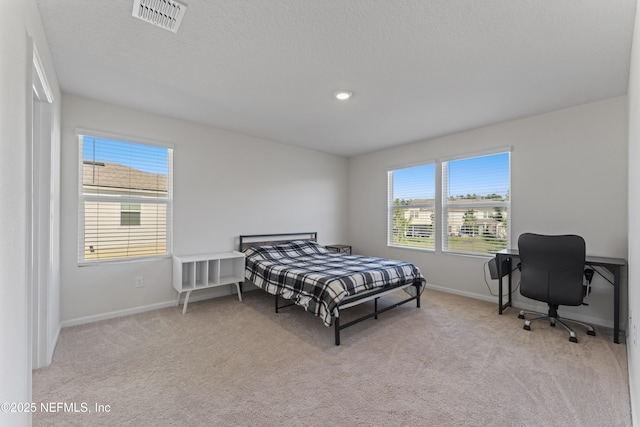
[132,0,187,33]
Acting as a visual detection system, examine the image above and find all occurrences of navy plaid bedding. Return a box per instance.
[244,240,426,326]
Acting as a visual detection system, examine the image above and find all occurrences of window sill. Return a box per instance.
[441,250,496,260]
[78,253,171,267]
[387,245,435,253]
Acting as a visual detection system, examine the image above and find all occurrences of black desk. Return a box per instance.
[495,249,626,344]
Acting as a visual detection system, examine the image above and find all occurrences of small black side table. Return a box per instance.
[325,244,352,254]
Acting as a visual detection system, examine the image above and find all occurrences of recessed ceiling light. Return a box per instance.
[334,91,353,101]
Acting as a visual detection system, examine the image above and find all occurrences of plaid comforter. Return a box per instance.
[244,240,426,326]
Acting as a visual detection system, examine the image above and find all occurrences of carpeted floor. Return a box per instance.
[32,289,632,426]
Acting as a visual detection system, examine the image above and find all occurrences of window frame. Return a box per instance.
[77,128,174,266]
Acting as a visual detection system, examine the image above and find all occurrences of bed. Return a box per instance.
[239,232,426,345]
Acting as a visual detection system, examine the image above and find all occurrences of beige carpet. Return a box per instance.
[32,289,632,426]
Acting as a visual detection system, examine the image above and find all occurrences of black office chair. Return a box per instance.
[517,233,595,343]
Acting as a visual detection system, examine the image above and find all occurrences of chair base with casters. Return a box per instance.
[518,304,596,343]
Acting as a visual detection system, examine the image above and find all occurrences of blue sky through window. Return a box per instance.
[392,163,436,200]
[82,136,169,175]
[447,153,509,198]
[392,152,509,200]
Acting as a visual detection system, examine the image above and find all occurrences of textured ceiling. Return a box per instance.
[36,0,637,157]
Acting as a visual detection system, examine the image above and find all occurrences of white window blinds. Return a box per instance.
[387,163,436,250]
[78,132,173,263]
[441,151,510,255]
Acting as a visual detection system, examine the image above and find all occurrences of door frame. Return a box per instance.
[30,43,54,369]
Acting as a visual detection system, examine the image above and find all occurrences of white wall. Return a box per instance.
[349,96,628,329]
[60,94,349,323]
[627,2,640,425]
[0,0,61,425]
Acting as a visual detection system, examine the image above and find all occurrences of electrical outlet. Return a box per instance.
[135,276,144,288]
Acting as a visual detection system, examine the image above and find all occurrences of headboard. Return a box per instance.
[238,232,318,252]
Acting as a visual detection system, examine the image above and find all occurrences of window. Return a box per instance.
[387,163,436,250]
[386,150,510,256]
[442,151,510,255]
[120,203,141,226]
[78,131,173,263]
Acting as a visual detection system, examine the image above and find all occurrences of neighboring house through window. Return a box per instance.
[78,130,173,263]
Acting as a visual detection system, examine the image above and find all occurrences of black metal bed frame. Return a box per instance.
[239,232,422,346]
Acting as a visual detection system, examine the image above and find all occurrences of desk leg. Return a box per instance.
[498,257,504,314]
[614,265,621,344]
[498,256,512,314]
[507,259,513,308]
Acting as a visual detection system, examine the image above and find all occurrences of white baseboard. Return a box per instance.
[61,284,259,328]
[423,283,498,304]
[423,283,615,329]
[61,301,177,328]
[629,341,639,427]
[60,282,615,331]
